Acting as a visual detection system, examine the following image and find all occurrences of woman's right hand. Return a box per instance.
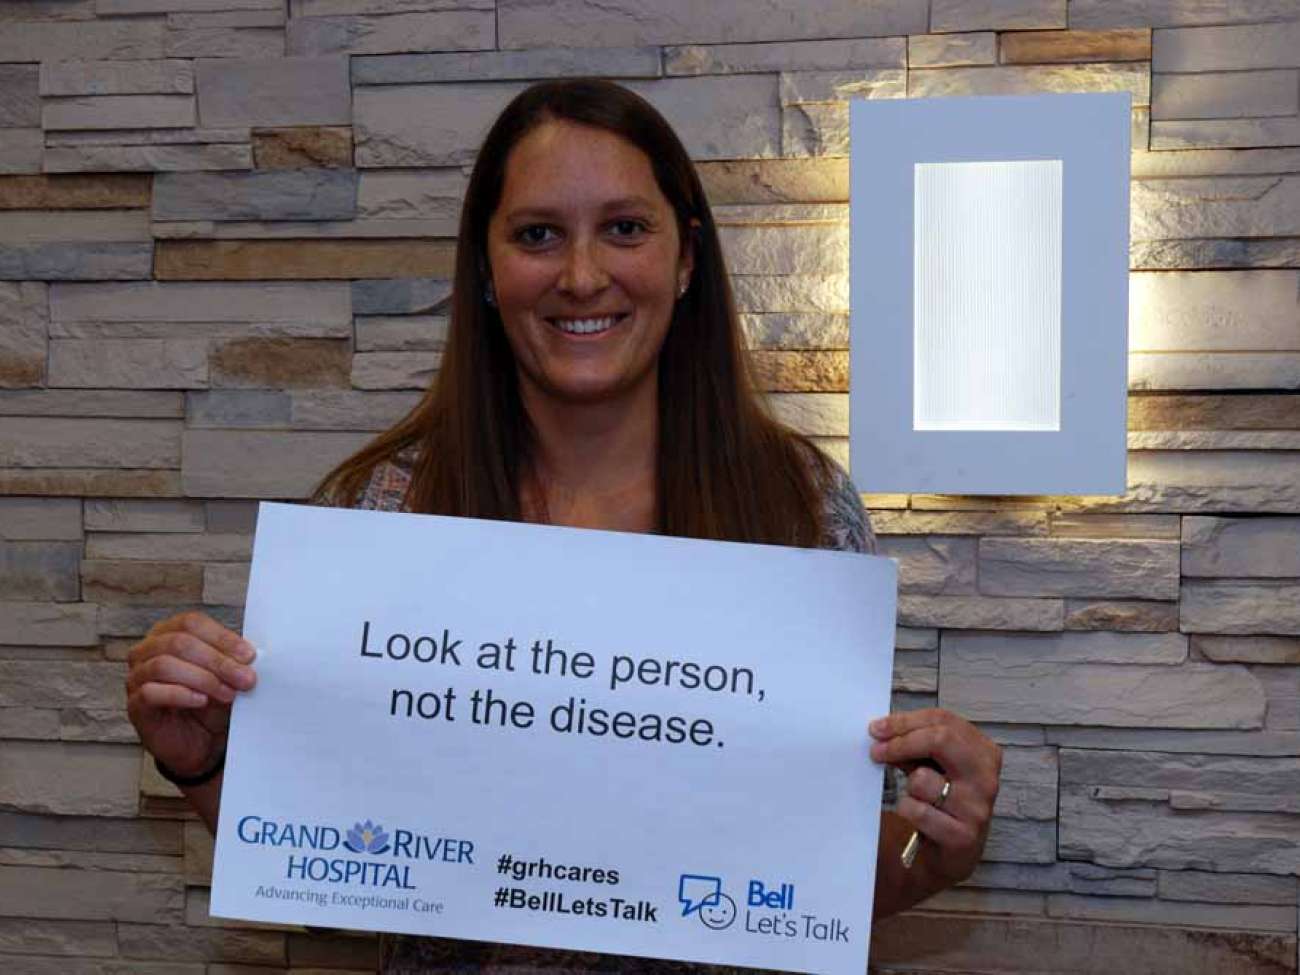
[125,611,257,780]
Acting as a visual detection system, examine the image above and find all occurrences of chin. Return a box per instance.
[550,381,632,404]
[535,368,650,405]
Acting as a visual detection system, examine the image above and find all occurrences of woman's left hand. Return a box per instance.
[869,708,1002,884]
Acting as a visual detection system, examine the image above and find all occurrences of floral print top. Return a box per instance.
[349,446,876,975]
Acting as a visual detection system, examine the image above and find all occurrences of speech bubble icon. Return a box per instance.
[678,874,723,917]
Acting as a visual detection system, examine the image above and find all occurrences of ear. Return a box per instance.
[478,255,498,308]
[677,218,700,294]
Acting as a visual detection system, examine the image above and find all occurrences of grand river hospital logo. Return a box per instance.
[236,813,475,892]
[344,820,390,855]
[678,874,737,931]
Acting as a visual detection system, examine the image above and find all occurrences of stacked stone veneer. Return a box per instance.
[1,1,1298,972]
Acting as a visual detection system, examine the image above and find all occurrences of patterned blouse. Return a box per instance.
[350,446,876,975]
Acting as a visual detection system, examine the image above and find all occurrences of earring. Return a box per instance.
[677,280,688,299]
[484,280,496,307]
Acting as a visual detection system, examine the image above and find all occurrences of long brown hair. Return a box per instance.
[316,79,833,546]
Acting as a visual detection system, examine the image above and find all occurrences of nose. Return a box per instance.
[557,236,610,299]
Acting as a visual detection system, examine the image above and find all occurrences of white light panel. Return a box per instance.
[913,160,1062,432]
[849,93,1131,496]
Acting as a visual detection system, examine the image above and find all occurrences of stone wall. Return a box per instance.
[0,1,1297,973]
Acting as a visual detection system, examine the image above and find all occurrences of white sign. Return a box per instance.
[211,502,897,975]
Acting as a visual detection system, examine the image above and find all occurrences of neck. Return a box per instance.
[519,376,658,531]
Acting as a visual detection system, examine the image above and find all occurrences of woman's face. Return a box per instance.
[486,119,692,407]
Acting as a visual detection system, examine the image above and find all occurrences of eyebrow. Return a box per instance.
[502,196,660,222]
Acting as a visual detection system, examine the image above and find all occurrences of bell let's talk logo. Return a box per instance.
[236,814,474,891]
[679,873,851,945]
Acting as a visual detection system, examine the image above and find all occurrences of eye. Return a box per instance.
[607,218,649,240]
[514,224,558,247]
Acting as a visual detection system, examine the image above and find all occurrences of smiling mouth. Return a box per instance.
[547,314,627,336]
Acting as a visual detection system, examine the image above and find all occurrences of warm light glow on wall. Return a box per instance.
[913,159,1062,432]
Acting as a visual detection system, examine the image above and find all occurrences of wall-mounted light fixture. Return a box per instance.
[849,93,1131,495]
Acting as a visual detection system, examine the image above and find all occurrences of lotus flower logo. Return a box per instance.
[343,819,390,855]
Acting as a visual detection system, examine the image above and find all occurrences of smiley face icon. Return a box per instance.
[698,892,737,930]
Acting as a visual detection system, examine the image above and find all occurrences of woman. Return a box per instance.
[126,79,1001,972]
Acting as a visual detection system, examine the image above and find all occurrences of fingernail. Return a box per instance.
[234,666,255,689]
[869,743,885,762]
[869,718,886,736]
[237,640,256,662]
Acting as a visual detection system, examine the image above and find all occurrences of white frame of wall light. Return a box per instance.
[849,92,1131,496]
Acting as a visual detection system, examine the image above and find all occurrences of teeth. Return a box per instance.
[554,316,618,335]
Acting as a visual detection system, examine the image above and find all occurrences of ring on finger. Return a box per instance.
[933,778,952,810]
